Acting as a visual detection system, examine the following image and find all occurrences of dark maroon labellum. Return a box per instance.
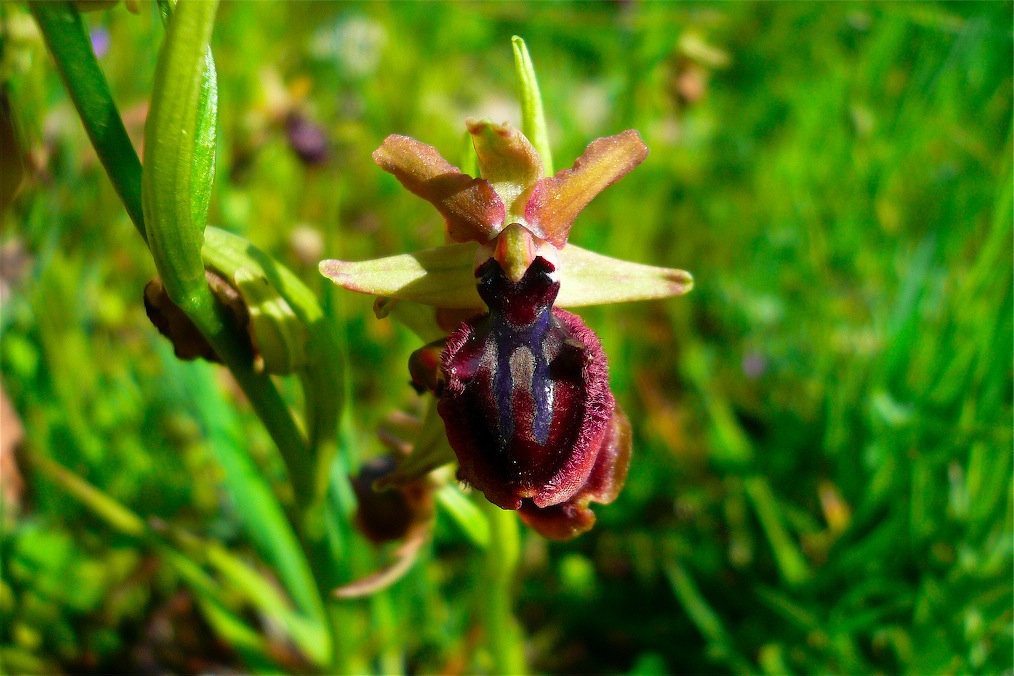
[438,256,616,513]
[517,406,631,540]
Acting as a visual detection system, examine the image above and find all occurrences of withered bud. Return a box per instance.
[143,271,249,362]
[351,455,433,545]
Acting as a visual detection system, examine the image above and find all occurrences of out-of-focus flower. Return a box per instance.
[309,15,387,80]
[284,111,331,168]
[321,120,692,539]
[89,26,110,58]
[668,33,730,108]
[350,455,432,545]
[335,445,436,599]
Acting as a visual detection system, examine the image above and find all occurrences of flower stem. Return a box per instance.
[478,498,527,674]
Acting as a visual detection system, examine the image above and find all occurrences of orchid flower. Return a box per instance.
[321,117,692,540]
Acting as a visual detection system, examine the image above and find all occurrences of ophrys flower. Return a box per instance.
[321,119,691,539]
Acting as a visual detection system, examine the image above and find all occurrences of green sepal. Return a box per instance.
[373,298,447,343]
[320,242,484,310]
[375,402,457,489]
[556,244,694,306]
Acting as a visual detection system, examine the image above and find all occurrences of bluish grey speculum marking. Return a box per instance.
[477,257,558,447]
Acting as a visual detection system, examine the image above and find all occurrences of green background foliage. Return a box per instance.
[2,2,1011,673]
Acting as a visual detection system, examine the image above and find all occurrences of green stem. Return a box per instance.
[478,498,527,674]
[188,297,313,492]
[29,1,147,243]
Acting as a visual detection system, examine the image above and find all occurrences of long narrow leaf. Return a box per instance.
[30,2,146,240]
[176,359,328,639]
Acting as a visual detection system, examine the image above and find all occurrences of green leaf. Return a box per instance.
[512,36,553,176]
[162,549,278,670]
[435,484,490,549]
[26,452,147,538]
[142,0,220,306]
[203,542,327,658]
[176,357,327,635]
[743,477,812,587]
[232,266,309,375]
[26,449,316,668]
[157,517,329,664]
[29,1,146,240]
[665,562,753,675]
[155,0,218,235]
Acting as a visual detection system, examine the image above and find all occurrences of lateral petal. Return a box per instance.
[525,130,648,247]
[373,135,505,242]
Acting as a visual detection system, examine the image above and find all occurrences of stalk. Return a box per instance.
[478,499,527,674]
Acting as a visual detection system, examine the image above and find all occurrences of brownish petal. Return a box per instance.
[525,130,648,247]
[373,134,505,242]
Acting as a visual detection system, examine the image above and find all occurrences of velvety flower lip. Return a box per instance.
[438,258,615,511]
[518,407,631,540]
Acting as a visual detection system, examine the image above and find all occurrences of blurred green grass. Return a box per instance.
[1,1,1011,673]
